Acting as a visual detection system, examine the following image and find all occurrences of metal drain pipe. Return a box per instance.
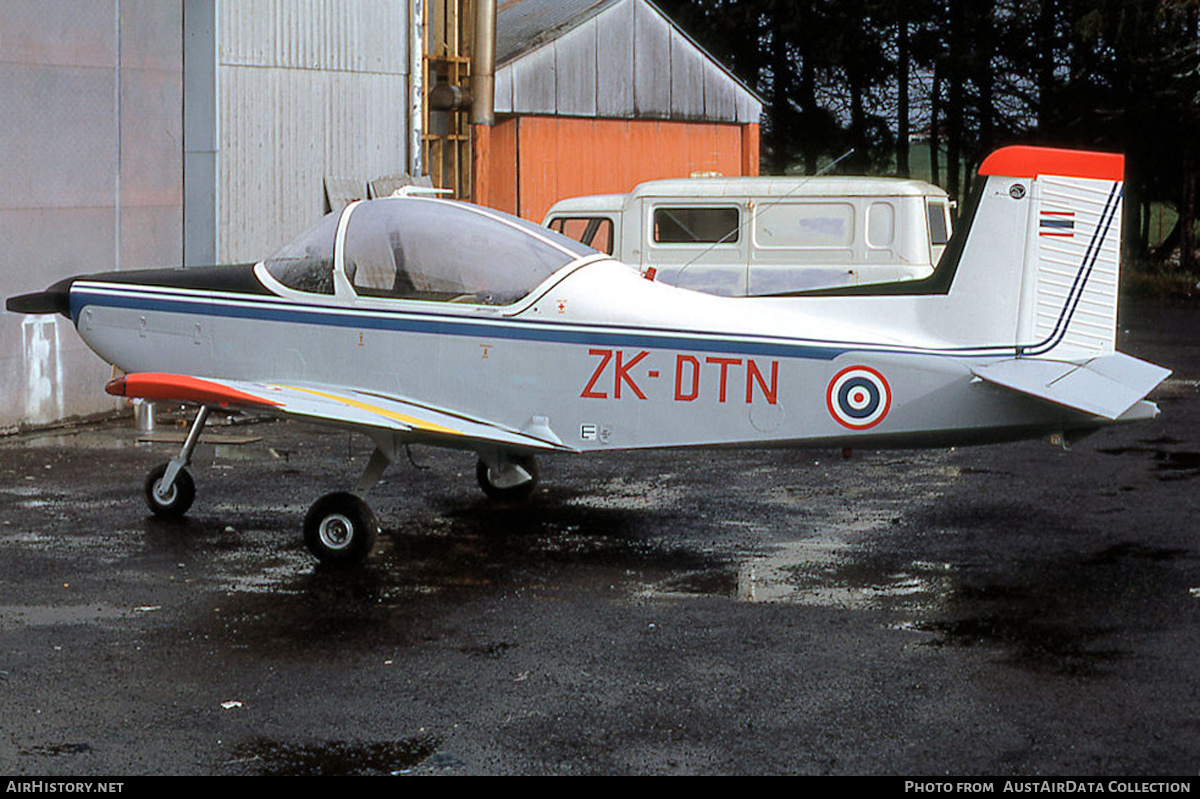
[472,0,496,126]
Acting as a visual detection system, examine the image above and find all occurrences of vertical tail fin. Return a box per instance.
[959,148,1170,420]
[974,146,1125,358]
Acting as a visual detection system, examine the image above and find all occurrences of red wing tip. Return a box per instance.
[105,376,127,397]
[113,373,282,408]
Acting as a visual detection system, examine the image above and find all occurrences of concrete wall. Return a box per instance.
[0,0,184,431]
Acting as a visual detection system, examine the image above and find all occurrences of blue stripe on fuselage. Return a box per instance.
[70,285,853,362]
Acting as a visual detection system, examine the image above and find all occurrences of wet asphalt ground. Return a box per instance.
[0,298,1198,776]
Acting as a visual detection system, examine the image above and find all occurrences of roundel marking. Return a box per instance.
[826,365,892,430]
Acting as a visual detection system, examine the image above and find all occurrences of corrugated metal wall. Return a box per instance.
[0,0,184,430]
[494,0,761,124]
[0,0,419,431]
[218,0,412,263]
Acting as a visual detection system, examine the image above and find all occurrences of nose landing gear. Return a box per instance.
[144,405,209,519]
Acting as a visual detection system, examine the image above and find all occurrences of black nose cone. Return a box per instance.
[6,277,76,317]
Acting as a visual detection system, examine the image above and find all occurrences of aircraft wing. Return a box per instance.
[106,372,578,453]
[971,353,1171,420]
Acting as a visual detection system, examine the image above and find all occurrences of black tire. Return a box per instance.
[143,462,196,518]
[303,492,378,565]
[475,455,538,502]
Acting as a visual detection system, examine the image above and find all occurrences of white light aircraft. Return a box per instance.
[6,146,1171,565]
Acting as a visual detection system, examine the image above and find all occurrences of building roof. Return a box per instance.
[496,0,621,67]
[495,0,762,123]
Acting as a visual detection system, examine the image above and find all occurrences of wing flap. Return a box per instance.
[972,353,1171,420]
[107,373,576,453]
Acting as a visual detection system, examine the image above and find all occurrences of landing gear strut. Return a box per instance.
[141,418,540,566]
[144,405,209,518]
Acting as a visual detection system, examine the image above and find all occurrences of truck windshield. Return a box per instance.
[547,216,614,254]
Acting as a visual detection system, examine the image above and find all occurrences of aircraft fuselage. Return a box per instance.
[67,259,1106,455]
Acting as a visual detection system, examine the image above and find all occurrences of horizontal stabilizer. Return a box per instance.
[971,353,1171,420]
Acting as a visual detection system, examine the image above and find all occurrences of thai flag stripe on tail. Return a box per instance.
[1040,210,1076,237]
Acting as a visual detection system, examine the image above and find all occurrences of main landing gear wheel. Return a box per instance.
[476,455,538,502]
[143,462,196,518]
[304,491,379,566]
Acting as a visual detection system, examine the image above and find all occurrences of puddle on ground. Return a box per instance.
[1096,440,1200,480]
[225,735,441,776]
[0,603,141,628]
[565,476,685,510]
[731,543,957,608]
[685,453,962,607]
[910,612,1123,677]
[19,742,93,758]
[204,555,315,595]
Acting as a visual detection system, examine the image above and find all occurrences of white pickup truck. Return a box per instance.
[543,176,954,296]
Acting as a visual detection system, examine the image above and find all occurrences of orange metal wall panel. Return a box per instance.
[741,123,761,177]
[473,116,760,221]
[518,117,753,222]
[472,119,519,213]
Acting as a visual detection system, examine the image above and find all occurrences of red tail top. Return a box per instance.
[979,146,1124,181]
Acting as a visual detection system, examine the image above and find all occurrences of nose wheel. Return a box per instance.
[144,462,196,518]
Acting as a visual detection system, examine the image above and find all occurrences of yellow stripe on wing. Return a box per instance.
[279,385,465,437]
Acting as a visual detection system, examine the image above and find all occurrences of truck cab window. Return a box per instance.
[653,207,739,244]
[928,202,950,246]
[548,216,614,254]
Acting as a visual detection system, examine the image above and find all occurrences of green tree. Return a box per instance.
[664,0,1200,269]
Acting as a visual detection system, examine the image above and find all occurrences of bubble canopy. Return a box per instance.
[263,197,599,305]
